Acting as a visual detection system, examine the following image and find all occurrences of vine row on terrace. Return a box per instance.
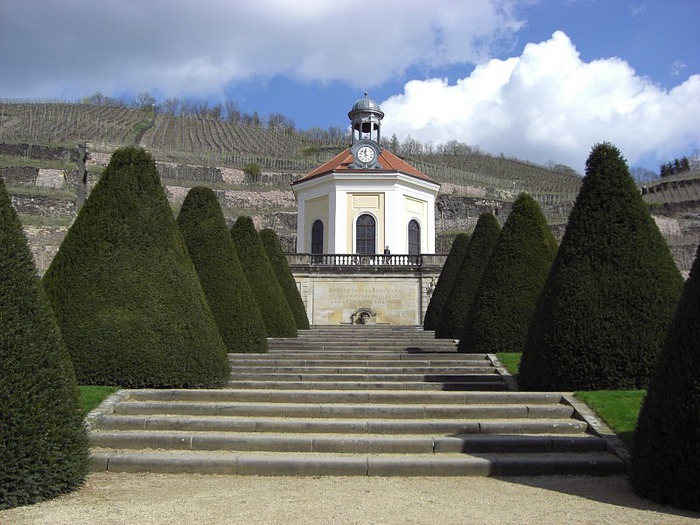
[0,100,588,203]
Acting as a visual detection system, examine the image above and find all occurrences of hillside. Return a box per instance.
[0,100,698,275]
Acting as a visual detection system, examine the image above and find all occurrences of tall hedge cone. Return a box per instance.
[424,233,470,332]
[436,213,500,340]
[231,216,297,337]
[0,176,89,509]
[42,147,230,387]
[631,244,700,511]
[519,143,683,391]
[177,187,268,353]
[260,228,310,330]
[458,194,557,354]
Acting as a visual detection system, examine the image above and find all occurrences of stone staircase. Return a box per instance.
[87,326,627,476]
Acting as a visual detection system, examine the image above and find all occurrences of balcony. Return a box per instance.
[286,254,447,268]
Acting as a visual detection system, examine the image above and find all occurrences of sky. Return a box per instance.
[1,0,699,173]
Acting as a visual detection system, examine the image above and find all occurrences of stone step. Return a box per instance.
[228,372,503,383]
[242,352,481,360]
[86,327,626,478]
[224,380,510,391]
[124,389,563,405]
[278,328,435,334]
[228,366,498,374]
[90,450,625,477]
[91,414,588,435]
[109,401,575,420]
[268,341,458,353]
[271,335,449,342]
[90,431,607,454]
[228,358,492,367]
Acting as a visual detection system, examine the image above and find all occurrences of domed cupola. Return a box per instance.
[348,93,384,169]
[348,93,384,144]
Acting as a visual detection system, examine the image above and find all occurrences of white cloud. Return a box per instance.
[0,0,524,99]
[381,31,700,171]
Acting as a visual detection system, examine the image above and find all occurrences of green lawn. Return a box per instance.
[495,352,521,376]
[496,352,645,447]
[574,390,645,447]
[78,386,120,414]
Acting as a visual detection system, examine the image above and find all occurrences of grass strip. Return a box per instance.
[496,352,645,448]
[573,390,645,447]
[495,352,521,376]
[78,385,120,414]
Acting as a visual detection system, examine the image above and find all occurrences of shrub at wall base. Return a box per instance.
[424,233,470,332]
[0,176,89,510]
[231,215,298,338]
[177,186,268,353]
[42,147,230,387]
[459,194,557,354]
[437,213,500,340]
[260,228,310,330]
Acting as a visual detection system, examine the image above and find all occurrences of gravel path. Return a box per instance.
[3,472,699,524]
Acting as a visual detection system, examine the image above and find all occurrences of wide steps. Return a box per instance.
[229,358,490,366]
[224,380,509,391]
[228,372,501,382]
[91,431,605,454]
[121,389,551,404]
[228,365,494,373]
[89,450,623,477]
[88,327,626,477]
[238,353,480,360]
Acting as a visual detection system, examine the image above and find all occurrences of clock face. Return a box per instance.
[356,145,376,164]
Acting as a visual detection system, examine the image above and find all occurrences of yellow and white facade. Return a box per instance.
[293,148,439,255]
[289,96,442,325]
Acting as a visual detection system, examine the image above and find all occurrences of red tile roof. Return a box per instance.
[293,148,436,185]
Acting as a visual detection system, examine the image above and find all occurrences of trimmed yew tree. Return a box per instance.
[631,244,700,511]
[260,228,310,330]
[0,177,89,510]
[177,187,268,353]
[42,147,230,387]
[458,194,557,353]
[519,143,683,391]
[436,214,500,339]
[424,233,470,332]
[231,216,297,337]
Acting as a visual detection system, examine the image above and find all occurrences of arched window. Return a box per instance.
[356,214,376,254]
[408,220,421,255]
[311,220,324,254]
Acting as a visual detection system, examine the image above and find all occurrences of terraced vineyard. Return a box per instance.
[642,170,700,206]
[409,155,582,204]
[0,101,150,146]
[1,100,698,276]
[141,113,344,171]
[0,100,583,199]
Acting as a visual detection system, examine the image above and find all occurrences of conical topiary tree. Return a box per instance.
[458,193,557,353]
[424,233,470,332]
[436,213,500,340]
[177,187,268,353]
[231,216,297,338]
[519,143,684,391]
[42,147,230,387]
[0,177,89,510]
[631,244,700,511]
[260,228,310,330]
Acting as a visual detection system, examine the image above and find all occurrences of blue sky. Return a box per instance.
[1,0,698,173]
